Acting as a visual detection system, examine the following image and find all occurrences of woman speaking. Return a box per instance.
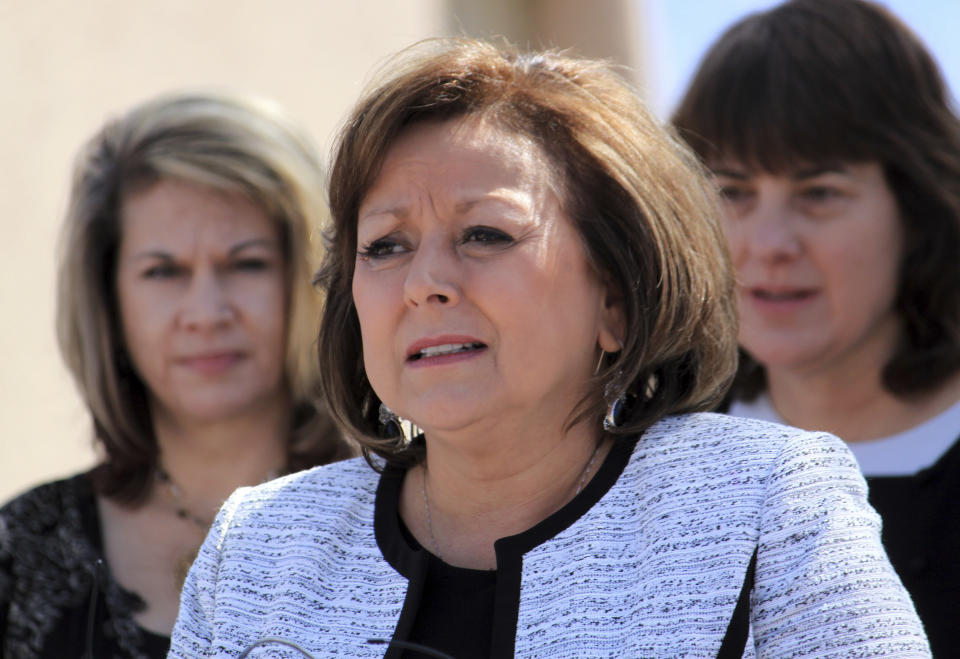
[169,40,928,657]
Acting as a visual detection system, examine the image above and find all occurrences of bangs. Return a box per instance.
[697,85,877,174]
[673,9,895,173]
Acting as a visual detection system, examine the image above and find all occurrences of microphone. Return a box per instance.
[367,638,457,658]
[235,636,456,658]
[238,637,315,658]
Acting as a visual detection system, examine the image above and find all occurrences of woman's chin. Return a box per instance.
[387,389,496,431]
[156,390,287,428]
[743,343,832,375]
[398,407,488,438]
[739,328,836,371]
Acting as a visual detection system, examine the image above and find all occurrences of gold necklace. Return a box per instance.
[156,464,281,529]
[157,464,281,589]
[421,440,604,563]
[155,466,216,530]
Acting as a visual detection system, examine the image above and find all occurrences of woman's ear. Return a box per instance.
[597,283,626,353]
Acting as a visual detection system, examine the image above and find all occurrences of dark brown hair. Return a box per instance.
[672,0,960,400]
[58,92,353,503]
[316,38,738,466]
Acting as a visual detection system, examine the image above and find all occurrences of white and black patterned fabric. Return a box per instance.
[169,413,931,658]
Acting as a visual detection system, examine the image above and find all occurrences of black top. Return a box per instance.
[719,394,960,656]
[0,473,170,659]
[374,438,637,659]
[401,549,497,659]
[866,432,960,659]
[374,434,756,659]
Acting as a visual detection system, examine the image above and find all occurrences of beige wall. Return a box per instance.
[0,0,647,502]
[447,0,645,88]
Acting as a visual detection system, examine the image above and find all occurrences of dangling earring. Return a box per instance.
[604,395,626,431]
[378,403,404,439]
[602,339,627,430]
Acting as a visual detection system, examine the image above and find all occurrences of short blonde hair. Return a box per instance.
[316,39,737,466]
[58,92,350,502]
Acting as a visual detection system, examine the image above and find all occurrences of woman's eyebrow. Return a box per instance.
[710,167,750,180]
[129,249,174,262]
[358,204,409,223]
[454,192,532,215]
[130,238,277,261]
[359,194,530,225]
[791,164,849,181]
[228,237,279,255]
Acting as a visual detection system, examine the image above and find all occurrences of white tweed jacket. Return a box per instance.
[168,413,930,658]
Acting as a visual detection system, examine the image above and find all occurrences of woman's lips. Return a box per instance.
[177,352,244,374]
[407,344,487,367]
[743,286,818,311]
[405,336,488,367]
[750,288,816,301]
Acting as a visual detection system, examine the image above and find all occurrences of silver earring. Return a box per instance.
[378,403,404,439]
[604,395,626,431]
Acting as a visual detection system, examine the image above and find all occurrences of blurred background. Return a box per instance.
[3,0,957,501]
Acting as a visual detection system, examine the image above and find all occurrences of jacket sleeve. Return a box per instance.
[168,488,248,658]
[750,429,931,657]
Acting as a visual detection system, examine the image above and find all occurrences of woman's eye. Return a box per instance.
[357,239,406,260]
[461,226,513,245]
[718,185,753,204]
[232,258,270,272]
[798,186,842,203]
[142,263,182,279]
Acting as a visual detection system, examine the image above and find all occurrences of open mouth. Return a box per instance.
[408,342,486,361]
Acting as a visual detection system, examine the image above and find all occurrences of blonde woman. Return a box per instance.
[0,92,353,658]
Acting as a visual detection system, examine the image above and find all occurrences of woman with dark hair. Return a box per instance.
[169,39,928,657]
[673,0,960,653]
[0,92,353,658]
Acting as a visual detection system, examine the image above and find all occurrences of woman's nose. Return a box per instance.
[738,199,803,261]
[178,270,235,329]
[402,237,461,309]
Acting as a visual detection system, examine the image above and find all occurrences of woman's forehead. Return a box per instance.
[358,118,556,213]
